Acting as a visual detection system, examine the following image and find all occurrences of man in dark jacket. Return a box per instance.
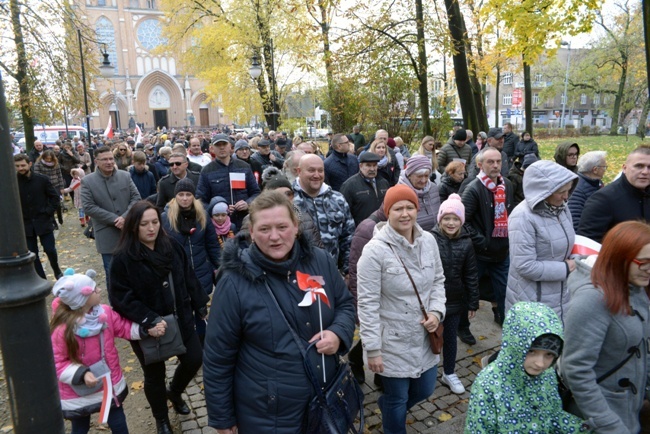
[460,147,514,341]
[28,140,44,163]
[502,122,518,162]
[324,133,359,191]
[156,153,200,209]
[129,150,157,199]
[351,125,366,153]
[14,154,63,279]
[340,152,388,225]
[250,139,283,182]
[568,150,606,231]
[578,146,650,242]
[197,134,261,230]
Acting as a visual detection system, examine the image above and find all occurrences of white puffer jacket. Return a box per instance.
[357,222,446,378]
[505,160,578,322]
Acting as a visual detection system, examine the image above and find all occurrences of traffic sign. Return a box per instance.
[512,89,523,106]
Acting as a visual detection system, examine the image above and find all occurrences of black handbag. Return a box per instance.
[83,220,94,239]
[264,282,364,434]
[138,273,187,365]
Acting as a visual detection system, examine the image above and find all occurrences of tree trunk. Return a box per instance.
[523,59,533,134]
[609,54,627,135]
[460,14,488,132]
[494,67,500,128]
[319,0,343,132]
[637,97,650,139]
[444,0,478,132]
[415,0,432,136]
[10,0,35,151]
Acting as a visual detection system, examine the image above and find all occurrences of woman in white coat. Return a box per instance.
[505,160,578,323]
[357,184,446,434]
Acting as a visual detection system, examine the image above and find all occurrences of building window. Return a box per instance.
[533,93,540,106]
[594,93,600,105]
[503,73,513,85]
[95,17,118,74]
[129,0,139,7]
[146,0,156,8]
[580,93,587,104]
[503,94,512,105]
[97,0,106,5]
[535,73,543,82]
[137,19,167,51]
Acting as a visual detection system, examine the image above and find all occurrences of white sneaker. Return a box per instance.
[441,373,465,394]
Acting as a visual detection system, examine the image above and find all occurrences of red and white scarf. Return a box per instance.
[477,171,508,237]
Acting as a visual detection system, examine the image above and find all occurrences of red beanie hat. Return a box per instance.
[383,184,419,215]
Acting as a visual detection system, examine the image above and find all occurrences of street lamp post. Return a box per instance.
[0,72,66,433]
[99,49,121,132]
[249,41,278,131]
[560,40,571,129]
[77,29,91,135]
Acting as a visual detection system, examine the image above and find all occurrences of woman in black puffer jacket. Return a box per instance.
[438,161,466,202]
[431,194,479,395]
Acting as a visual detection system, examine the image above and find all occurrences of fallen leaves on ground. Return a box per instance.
[131,381,144,390]
[438,413,452,422]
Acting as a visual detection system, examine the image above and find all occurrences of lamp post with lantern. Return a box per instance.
[249,42,278,131]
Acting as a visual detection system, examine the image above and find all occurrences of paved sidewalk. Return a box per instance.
[175,300,502,434]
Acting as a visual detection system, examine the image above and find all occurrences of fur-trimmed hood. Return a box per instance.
[220,231,315,283]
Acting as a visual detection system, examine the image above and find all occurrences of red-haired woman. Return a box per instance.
[560,221,650,434]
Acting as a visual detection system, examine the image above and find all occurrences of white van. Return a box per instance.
[18,125,88,147]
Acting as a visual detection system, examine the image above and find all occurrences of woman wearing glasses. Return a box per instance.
[113,143,133,171]
[559,221,650,434]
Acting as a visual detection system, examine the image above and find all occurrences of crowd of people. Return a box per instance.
[9,123,650,433]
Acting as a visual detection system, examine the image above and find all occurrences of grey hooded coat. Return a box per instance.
[505,160,578,322]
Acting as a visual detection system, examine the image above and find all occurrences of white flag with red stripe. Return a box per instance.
[103,116,113,139]
[229,172,246,190]
[97,375,113,425]
[134,124,143,145]
[571,235,601,257]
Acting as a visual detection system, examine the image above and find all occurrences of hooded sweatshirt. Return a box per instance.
[505,161,578,322]
[465,301,589,433]
[554,141,580,173]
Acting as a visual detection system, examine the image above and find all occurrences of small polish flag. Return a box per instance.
[571,235,601,257]
[97,375,113,424]
[134,124,143,145]
[230,172,246,189]
[103,116,113,139]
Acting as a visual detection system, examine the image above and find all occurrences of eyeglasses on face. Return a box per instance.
[170,162,185,167]
[632,258,650,271]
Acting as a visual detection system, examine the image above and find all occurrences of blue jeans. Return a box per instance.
[378,366,438,434]
[70,405,128,434]
[102,253,113,287]
[477,256,510,323]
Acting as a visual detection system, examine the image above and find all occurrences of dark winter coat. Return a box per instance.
[154,157,170,178]
[156,171,201,209]
[17,172,59,236]
[506,162,525,208]
[431,226,479,314]
[377,158,400,186]
[502,132,519,160]
[250,151,284,178]
[197,159,261,230]
[340,173,388,225]
[567,173,603,231]
[58,151,81,176]
[161,210,220,295]
[129,166,157,199]
[461,176,514,262]
[347,208,387,303]
[108,239,209,340]
[437,143,472,172]
[514,139,539,159]
[578,174,650,242]
[438,173,462,203]
[203,233,356,433]
[324,150,360,191]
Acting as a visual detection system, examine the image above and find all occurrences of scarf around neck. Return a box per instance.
[477,170,508,238]
[139,241,174,279]
[179,207,197,235]
[377,155,388,168]
[212,215,233,236]
[75,305,107,338]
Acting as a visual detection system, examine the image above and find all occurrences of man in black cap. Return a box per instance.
[250,139,284,182]
[340,152,389,225]
[196,134,260,230]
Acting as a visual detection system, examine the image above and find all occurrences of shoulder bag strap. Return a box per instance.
[168,272,177,316]
[596,342,642,384]
[263,280,307,359]
[385,243,429,322]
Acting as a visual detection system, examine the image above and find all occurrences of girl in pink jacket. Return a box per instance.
[50,268,164,433]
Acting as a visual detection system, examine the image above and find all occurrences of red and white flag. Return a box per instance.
[229,172,246,190]
[571,235,601,257]
[97,375,113,425]
[296,271,330,307]
[134,124,143,145]
[103,116,113,139]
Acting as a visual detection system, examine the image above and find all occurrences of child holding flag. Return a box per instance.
[50,268,163,433]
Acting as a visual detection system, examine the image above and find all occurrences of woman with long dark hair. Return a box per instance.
[560,221,650,434]
[108,201,209,434]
